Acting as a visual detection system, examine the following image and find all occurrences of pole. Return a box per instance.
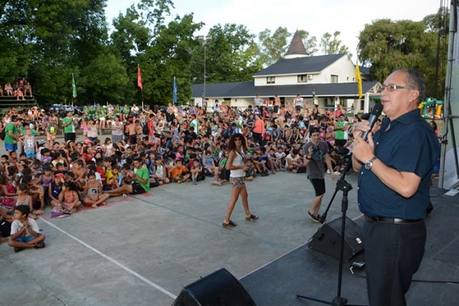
[203,37,207,103]
[141,90,144,111]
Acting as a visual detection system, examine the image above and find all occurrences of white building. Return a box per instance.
[192,31,380,113]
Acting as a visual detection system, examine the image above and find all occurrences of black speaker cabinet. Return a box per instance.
[173,268,256,306]
[308,217,364,261]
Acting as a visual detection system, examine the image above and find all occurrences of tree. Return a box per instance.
[141,13,202,104]
[111,5,150,66]
[0,0,111,104]
[80,50,132,103]
[137,0,174,37]
[258,27,290,66]
[297,30,318,56]
[191,23,262,84]
[358,18,446,98]
[320,31,350,55]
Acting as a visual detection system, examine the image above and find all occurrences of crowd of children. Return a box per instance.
[0,103,358,252]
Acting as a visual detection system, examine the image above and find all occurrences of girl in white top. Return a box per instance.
[223,134,258,227]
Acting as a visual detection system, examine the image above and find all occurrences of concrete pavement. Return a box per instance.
[0,171,362,306]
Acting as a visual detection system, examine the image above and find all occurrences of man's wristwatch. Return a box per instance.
[364,156,377,170]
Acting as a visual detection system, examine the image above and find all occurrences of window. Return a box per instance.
[331,75,338,83]
[266,76,275,84]
[297,74,308,83]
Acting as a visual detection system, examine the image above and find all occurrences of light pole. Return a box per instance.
[198,35,210,106]
[203,37,207,102]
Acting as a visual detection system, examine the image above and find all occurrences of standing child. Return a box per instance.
[23,125,37,159]
[8,205,45,252]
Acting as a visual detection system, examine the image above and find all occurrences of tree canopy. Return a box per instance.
[358,12,448,99]
[0,0,443,104]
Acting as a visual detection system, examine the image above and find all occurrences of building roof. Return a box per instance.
[285,31,307,56]
[192,81,379,98]
[253,54,346,77]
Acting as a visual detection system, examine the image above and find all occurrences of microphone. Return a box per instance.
[362,103,383,141]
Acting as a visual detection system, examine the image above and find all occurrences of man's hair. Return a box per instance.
[15,205,30,216]
[396,68,425,102]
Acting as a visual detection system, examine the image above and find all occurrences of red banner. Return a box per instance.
[137,64,143,90]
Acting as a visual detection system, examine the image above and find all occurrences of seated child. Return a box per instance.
[151,159,169,185]
[189,159,204,185]
[8,205,45,252]
[56,182,81,214]
[83,171,109,208]
[169,159,190,183]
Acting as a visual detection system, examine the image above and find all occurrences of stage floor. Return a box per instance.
[241,187,459,306]
[1,171,457,306]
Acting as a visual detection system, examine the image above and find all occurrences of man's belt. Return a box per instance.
[364,215,423,224]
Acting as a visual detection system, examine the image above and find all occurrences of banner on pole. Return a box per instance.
[72,73,77,98]
[137,64,143,90]
[172,76,178,105]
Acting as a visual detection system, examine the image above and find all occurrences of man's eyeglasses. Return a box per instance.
[377,84,410,93]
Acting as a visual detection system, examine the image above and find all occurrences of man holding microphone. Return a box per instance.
[352,69,440,306]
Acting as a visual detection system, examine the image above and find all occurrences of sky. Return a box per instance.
[105,0,441,59]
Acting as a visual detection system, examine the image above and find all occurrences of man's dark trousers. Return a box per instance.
[363,219,426,306]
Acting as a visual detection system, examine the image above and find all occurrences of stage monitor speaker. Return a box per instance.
[173,268,256,306]
[308,216,363,261]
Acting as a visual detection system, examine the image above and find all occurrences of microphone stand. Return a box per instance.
[296,158,366,306]
[319,156,352,224]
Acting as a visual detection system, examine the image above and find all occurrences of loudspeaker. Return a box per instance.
[173,268,256,306]
[308,217,364,261]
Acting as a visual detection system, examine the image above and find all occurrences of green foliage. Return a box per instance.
[0,0,444,104]
[258,27,290,66]
[111,5,150,66]
[141,14,202,104]
[80,51,132,103]
[358,18,447,98]
[137,0,174,37]
[257,28,318,66]
[297,30,318,56]
[199,24,262,83]
[0,0,110,104]
[320,31,350,55]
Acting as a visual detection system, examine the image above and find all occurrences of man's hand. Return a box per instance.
[353,132,375,163]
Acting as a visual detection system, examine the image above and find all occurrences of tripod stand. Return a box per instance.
[296,159,366,306]
[319,157,352,224]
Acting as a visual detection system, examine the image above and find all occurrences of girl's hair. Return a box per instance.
[64,181,78,191]
[227,133,247,151]
[18,182,29,192]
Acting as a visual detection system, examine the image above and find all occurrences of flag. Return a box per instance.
[137,64,143,90]
[172,76,178,105]
[355,64,363,99]
[72,73,77,98]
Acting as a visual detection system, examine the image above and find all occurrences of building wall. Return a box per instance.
[318,55,356,83]
[230,98,254,109]
[253,55,356,86]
